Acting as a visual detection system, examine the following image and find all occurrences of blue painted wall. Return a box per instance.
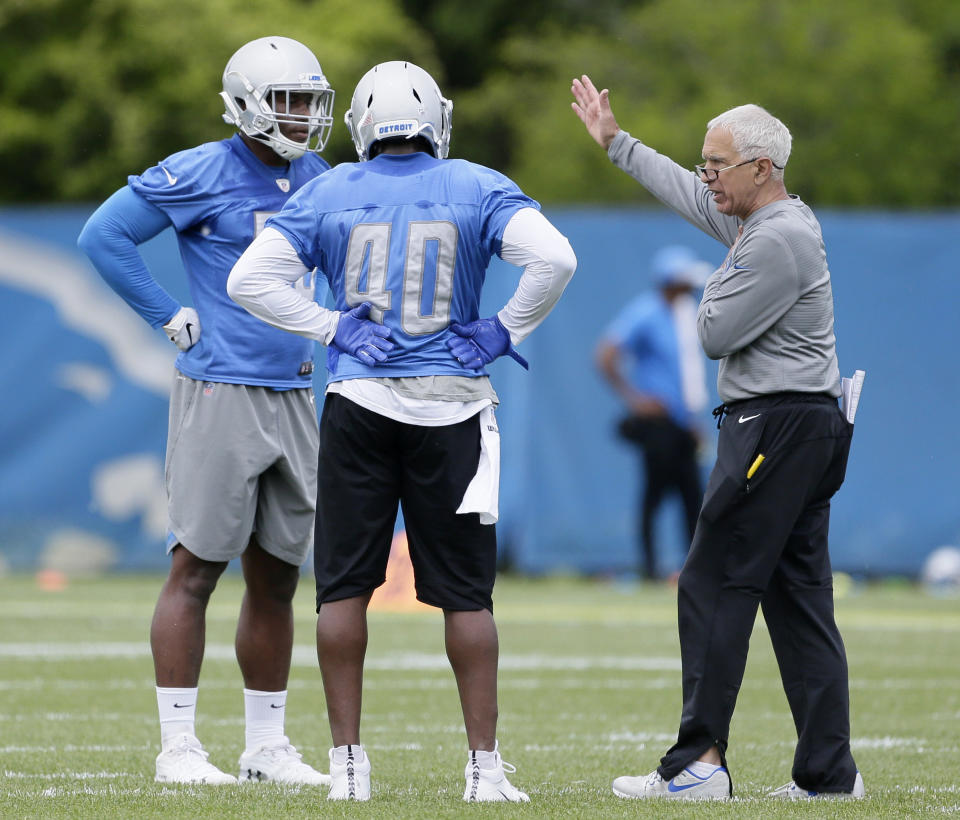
[1,205,957,575]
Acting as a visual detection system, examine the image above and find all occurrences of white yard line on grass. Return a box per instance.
[0,713,152,723]
[3,770,136,779]
[0,744,152,753]
[0,642,681,671]
[5,598,958,631]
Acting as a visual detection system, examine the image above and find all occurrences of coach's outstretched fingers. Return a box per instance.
[571,74,620,150]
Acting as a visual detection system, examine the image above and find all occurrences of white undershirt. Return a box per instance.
[328,379,490,426]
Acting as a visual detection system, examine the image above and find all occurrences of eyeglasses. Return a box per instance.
[695,157,783,182]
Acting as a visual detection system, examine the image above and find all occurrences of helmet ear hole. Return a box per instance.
[234,97,247,111]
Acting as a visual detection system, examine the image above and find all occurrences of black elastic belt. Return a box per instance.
[713,392,836,428]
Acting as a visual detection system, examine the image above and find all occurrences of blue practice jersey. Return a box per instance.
[129,134,329,388]
[266,151,538,381]
[604,292,691,425]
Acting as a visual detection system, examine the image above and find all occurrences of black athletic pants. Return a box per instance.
[657,393,858,793]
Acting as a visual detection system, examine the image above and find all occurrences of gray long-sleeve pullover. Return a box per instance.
[608,130,841,404]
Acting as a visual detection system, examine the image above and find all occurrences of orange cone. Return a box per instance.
[35,569,69,591]
[369,530,432,612]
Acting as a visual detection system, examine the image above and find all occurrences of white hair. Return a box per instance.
[707,104,791,181]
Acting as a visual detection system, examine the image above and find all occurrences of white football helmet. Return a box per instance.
[345,61,453,161]
[220,36,335,161]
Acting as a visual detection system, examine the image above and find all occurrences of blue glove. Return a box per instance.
[446,315,529,371]
[332,302,395,366]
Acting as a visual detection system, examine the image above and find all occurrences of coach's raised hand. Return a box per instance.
[332,302,395,365]
[570,75,621,151]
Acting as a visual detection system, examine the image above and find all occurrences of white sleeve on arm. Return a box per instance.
[227,227,340,345]
[496,207,577,344]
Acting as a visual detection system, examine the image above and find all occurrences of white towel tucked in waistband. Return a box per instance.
[456,405,500,524]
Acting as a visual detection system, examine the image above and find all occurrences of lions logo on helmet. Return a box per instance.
[345,61,453,161]
[220,36,335,161]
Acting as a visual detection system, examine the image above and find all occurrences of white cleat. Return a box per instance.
[238,737,331,785]
[327,744,371,800]
[769,770,865,799]
[463,746,530,803]
[155,733,237,785]
[612,766,730,800]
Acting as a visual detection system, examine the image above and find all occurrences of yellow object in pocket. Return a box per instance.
[747,453,765,480]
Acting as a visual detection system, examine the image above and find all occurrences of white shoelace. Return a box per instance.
[171,737,220,773]
[173,737,206,757]
[261,743,302,761]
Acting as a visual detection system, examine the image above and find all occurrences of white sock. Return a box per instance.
[243,688,287,751]
[331,744,366,765]
[156,686,197,748]
[688,759,722,777]
[470,740,499,769]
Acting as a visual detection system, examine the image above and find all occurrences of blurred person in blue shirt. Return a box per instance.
[596,245,711,580]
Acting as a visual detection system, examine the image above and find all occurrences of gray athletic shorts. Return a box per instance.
[165,372,319,566]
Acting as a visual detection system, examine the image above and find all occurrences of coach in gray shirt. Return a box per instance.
[572,76,862,801]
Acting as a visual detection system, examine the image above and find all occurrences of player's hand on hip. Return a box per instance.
[333,302,395,366]
[162,306,201,351]
[446,315,529,371]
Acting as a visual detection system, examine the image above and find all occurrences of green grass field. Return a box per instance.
[1,572,958,818]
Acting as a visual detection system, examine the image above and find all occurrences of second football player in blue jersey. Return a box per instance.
[229,61,576,802]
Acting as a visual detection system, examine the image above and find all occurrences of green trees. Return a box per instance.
[0,0,435,201]
[1,0,957,205]
[443,0,960,206]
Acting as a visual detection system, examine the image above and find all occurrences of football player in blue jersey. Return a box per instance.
[229,61,577,802]
[77,37,385,786]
